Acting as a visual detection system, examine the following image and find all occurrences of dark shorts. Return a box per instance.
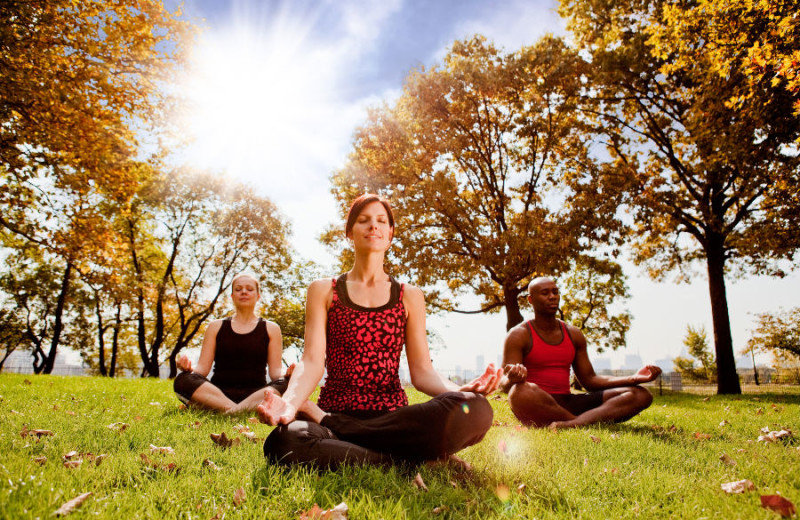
[173,372,290,404]
[551,390,606,416]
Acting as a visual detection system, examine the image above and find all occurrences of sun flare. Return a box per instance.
[179,11,337,180]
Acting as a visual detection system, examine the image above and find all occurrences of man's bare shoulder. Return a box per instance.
[505,321,530,345]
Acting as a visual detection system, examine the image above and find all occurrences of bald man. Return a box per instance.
[500,277,661,429]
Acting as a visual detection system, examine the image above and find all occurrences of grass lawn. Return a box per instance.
[1,373,797,519]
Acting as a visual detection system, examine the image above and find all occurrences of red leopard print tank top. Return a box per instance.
[317,273,409,412]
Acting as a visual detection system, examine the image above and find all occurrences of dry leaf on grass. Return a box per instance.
[63,450,79,460]
[149,444,175,455]
[139,453,178,473]
[33,456,47,465]
[432,505,449,514]
[590,435,601,443]
[721,479,755,494]
[719,453,737,466]
[757,429,793,443]
[20,426,54,439]
[188,421,202,429]
[760,495,796,517]
[693,432,712,440]
[299,502,349,519]
[54,492,92,516]
[107,422,129,433]
[210,432,240,448]
[495,484,510,501]
[233,487,246,506]
[247,416,259,424]
[203,459,221,470]
[412,473,428,492]
[517,483,527,494]
[63,460,82,469]
[94,454,108,467]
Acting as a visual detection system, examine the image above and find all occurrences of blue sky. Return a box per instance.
[166,0,797,373]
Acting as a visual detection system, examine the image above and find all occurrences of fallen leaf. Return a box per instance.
[188,421,202,429]
[432,505,449,514]
[757,429,793,443]
[139,453,178,473]
[107,422,129,433]
[299,502,349,520]
[23,379,32,385]
[610,433,620,440]
[449,481,458,488]
[65,411,76,416]
[756,408,764,415]
[63,459,82,469]
[149,444,175,455]
[20,426,54,439]
[412,473,428,492]
[760,495,796,517]
[590,435,601,443]
[63,451,79,460]
[721,479,755,494]
[233,424,252,433]
[54,492,92,516]
[133,416,143,422]
[202,459,220,470]
[702,397,710,402]
[495,484,510,501]
[210,432,240,449]
[33,456,47,465]
[149,401,161,406]
[233,487,246,506]
[247,417,259,424]
[693,432,712,440]
[94,454,108,467]
[719,420,729,427]
[517,483,527,494]
[719,453,736,466]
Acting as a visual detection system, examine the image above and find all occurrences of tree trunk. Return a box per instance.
[706,237,741,394]
[41,262,73,375]
[504,287,524,331]
[110,302,121,377]
[94,293,107,377]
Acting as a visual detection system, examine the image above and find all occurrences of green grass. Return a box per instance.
[0,374,797,519]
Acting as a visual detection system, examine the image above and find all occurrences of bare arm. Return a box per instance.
[570,324,662,390]
[274,279,330,421]
[266,320,284,382]
[179,320,223,377]
[499,325,529,393]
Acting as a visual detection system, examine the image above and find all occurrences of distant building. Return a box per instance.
[623,353,643,370]
[593,357,612,371]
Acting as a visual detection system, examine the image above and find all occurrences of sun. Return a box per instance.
[178,11,337,181]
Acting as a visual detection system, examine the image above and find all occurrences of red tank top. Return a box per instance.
[317,274,409,412]
[522,320,575,394]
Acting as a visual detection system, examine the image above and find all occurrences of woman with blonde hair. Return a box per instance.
[174,273,290,413]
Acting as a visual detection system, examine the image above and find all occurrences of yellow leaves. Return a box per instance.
[412,473,429,492]
[210,431,241,449]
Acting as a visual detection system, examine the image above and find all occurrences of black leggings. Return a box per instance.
[263,391,493,468]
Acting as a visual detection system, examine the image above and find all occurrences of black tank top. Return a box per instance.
[209,317,269,390]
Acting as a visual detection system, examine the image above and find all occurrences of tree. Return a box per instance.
[559,256,631,353]
[0,308,27,371]
[746,307,800,360]
[650,0,800,116]
[328,36,628,331]
[1,1,193,373]
[674,325,716,382]
[560,0,800,394]
[122,169,293,377]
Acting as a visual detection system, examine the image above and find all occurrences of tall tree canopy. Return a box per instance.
[560,0,800,394]
[0,0,193,373]
[328,36,629,332]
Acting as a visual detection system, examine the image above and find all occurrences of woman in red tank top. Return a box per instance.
[258,194,501,467]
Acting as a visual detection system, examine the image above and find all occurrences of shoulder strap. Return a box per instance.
[331,277,339,302]
[560,320,576,347]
